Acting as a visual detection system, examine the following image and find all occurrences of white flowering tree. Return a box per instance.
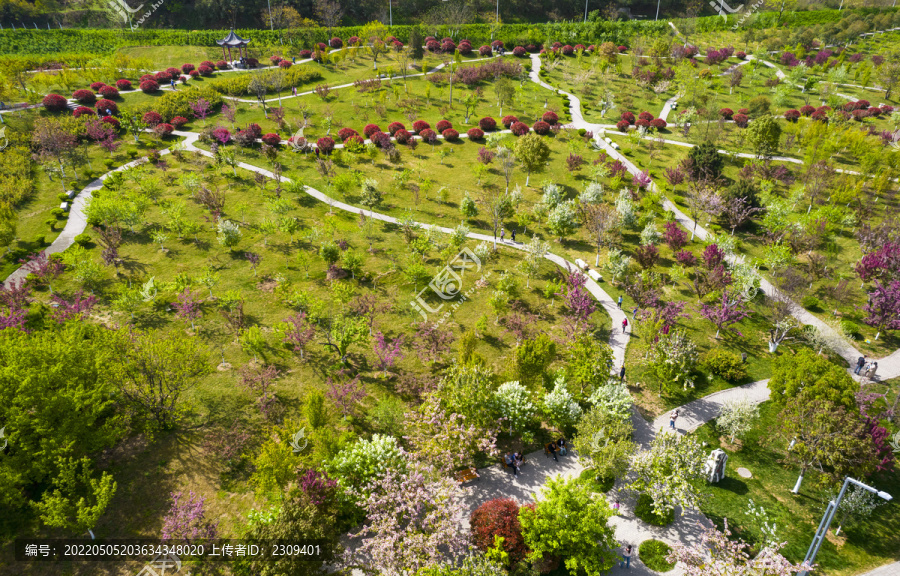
[542,376,582,432]
[587,380,634,423]
[627,431,707,518]
[717,398,760,443]
[493,381,535,436]
[345,459,468,575]
[325,434,406,500]
[667,520,806,576]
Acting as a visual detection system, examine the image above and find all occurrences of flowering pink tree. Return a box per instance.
[699,289,751,338]
[404,396,499,471]
[298,469,338,505]
[240,363,280,418]
[0,279,30,330]
[20,253,64,292]
[220,103,236,127]
[84,118,119,155]
[50,291,97,323]
[189,97,211,121]
[174,288,202,330]
[863,280,900,339]
[161,491,219,541]
[663,221,688,251]
[373,331,404,376]
[344,459,468,575]
[412,321,456,364]
[326,370,366,417]
[664,166,685,188]
[558,271,596,338]
[283,312,315,359]
[667,520,807,576]
[855,242,900,283]
[632,170,652,189]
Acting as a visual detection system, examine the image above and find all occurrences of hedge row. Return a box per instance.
[0,7,892,55]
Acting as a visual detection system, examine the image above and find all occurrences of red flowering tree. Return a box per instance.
[161,491,219,541]
[470,498,530,564]
[864,280,900,340]
[700,289,751,338]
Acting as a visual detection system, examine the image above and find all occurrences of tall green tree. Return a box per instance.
[0,324,126,533]
[510,334,556,389]
[519,476,618,576]
[767,348,858,410]
[111,328,210,430]
[514,132,551,187]
[745,115,782,159]
[572,405,636,483]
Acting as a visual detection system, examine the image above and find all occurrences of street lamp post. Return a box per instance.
[656,0,661,21]
[584,0,589,22]
[389,0,392,27]
[797,477,892,576]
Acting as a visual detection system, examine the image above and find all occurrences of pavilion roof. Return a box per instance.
[216,30,251,47]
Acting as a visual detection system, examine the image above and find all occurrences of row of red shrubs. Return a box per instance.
[616,110,668,132]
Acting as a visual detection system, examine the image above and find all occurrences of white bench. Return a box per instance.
[575,258,587,269]
[60,202,69,211]
[611,143,620,150]
[588,269,602,282]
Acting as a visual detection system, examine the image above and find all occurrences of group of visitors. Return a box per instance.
[855,355,878,380]
[546,437,567,461]
[504,438,568,476]
[499,227,517,243]
[503,451,526,476]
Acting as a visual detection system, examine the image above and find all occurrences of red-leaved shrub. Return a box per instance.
[784,109,801,121]
[501,115,518,128]
[154,123,174,137]
[419,128,437,143]
[279,61,292,69]
[470,499,530,564]
[650,118,667,129]
[800,105,816,116]
[363,124,381,138]
[181,63,195,74]
[338,127,359,141]
[479,45,492,56]
[412,120,430,133]
[73,106,95,118]
[511,121,529,136]
[513,46,527,57]
[467,128,485,140]
[542,110,559,125]
[388,121,405,135]
[719,108,734,119]
[90,81,105,91]
[394,129,412,144]
[140,79,160,93]
[443,128,460,141]
[617,119,630,132]
[330,37,343,49]
[116,79,132,90]
[42,94,68,112]
[198,65,213,76]
[620,111,635,124]
[142,111,163,126]
[562,45,575,56]
[638,111,654,123]
[733,113,749,128]
[479,117,497,131]
[533,121,551,135]
[96,99,118,115]
[436,119,453,133]
[73,89,96,104]
[262,133,281,146]
[101,116,120,129]
[99,86,119,98]
[170,116,188,128]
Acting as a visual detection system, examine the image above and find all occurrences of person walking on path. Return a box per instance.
[612,499,620,514]
[670,409,679,430]
[855,355,867,375]
[866,361,878,381]
[619,365,626,382]
[510,228,516,242]
[617,295,622,308]
[170,79,176,90]
[505,453,519,476]
[292,86,297,96]
[621,317,628,333]
[620,545,632,569]
[500,228,506,242]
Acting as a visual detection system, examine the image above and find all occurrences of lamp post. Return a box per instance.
[797,477,892,576]
[584,0,589,22]
[389,0,392,27]
[656,0,662,21]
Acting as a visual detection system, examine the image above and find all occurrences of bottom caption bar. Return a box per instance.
[15,539,326,561]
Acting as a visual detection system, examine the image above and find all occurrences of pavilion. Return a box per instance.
[216,30,251,65]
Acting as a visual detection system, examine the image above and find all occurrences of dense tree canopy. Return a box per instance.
[767,348,859,410]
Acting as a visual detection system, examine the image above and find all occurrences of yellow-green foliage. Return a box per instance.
[130,86,223,121]
[0,145,35,244]
[207,67,322,97]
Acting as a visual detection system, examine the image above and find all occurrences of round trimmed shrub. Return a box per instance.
[458,42,473,55]
[733,113,749,128]
[245,123,262,139]
[90,81,105,91]
[299,49,312,58]
[139,79,160,93]
[436,119,453,133]
[719,107,734,119]
[216,60,228,69]
[650,118,667,130]
[371,132,391,148]
[552,42,562,49]
[639,540,675,572]
[140,74,154,82]
[101,116,120,129]
[620,111,635,124]
[198,65,214,76]
[418,128,437,143]
[638,111,654,123]
[42,93,68,112]
[736,51,747,59]
[279,60,292,69]
[387,121,405,135]
[784,109,801,121]
[470,498,529,565]
[269,55,282,65]
[491,40,504,49]
[426,40,440,52]
[479,117,497,131]
[348,36,360,45]
[142,111,163,126]
[394,129,412,144]
[181,63,195,74]
[338,127,359,141]
[98,85,119,98]
[73,89,96,104]
[211,127,231,143]
[165,67,180,78]
[261,133,281,146]
[317,136,335,154]
[852,109,868,121]
[246,58,259,68]
[562,45,575,56]
[737,108,749,115]
[513,46,527,57]
[811,110,828,122]
[466,128,484,140]
[154,123,174,137]
[330,37,343,49]
[200,60,215,68]
[443,128,460,142]
[800,104,816,116]
[363,123,381,138]
[479,45,492,56]
[170,116,188,128]
[501,115,518,128]
[95,99,118,115]
[542,110,559,125]
[635,118,651,129]
[634,493,674,526]
[154,71,171,82]
[73,106,95,118]
[115,79,132,90]
[616,119,630,132]
[618,45,627,52]
[412,120,430,133]
[441,40,456,53]
[532,121,551,135]
[511,121,529,136]
[189,70,200,78]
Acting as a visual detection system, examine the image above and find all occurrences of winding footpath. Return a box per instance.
[2,49,899,575]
